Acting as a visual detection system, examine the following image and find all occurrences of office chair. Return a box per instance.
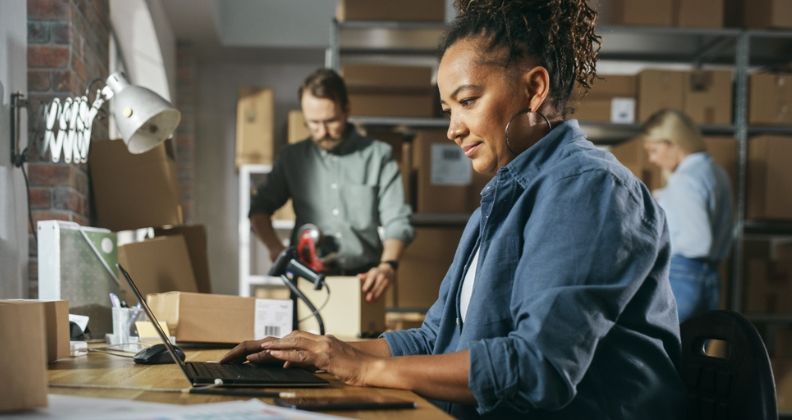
[680,310,777,420]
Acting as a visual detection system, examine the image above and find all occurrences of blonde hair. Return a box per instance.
[641,109,705,153]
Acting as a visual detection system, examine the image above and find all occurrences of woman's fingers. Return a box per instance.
[220,339,267,364]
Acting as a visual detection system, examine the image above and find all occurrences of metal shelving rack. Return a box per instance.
[328,21,792,318]
[238,164,295,297]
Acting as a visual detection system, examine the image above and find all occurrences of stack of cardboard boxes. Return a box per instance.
[637,69,733,125]
[572,75,637,124]
[90,139,291,344]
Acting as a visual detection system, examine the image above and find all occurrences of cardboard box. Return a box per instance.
[676,0,724,27]
[117,235,199,306]
[348,90,435,118]
[342,64,433,90]
[773,358,792,411]
[153,225,212,293]
[685,70,733,125]
[296,276,385,337]
[336,0,445,22]
[638,70,687,122]
[398,227,464,309]
[747,136,792,220]
[599,0,674,26]
[413,129,476,213]
[89,139,182,231]
[573,98,636,123]
[236,87,274,167]
[3,300,69,363]
[610,138,666,191]
[0,302,48,412]
[585,74,638,98]
[148,292,292,343]
[38,221,120,338]
[743,0,792,29]
[749,73,792,125]
[287,110,311,144]
[703,137,737,194]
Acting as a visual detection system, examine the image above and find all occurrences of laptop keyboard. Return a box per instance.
[187,362,317,382]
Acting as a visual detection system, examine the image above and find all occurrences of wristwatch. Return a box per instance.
[380,260,399,270]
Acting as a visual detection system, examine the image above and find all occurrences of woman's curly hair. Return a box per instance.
[441,0,601,115]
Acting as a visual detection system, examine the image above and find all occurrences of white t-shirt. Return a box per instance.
[460,247,480,323]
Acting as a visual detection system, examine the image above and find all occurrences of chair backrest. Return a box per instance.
[680,310,777,420]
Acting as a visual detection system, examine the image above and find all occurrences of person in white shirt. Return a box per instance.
[643,109,733,322]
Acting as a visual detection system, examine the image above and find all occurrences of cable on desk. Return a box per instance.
[49,383,186,393]
[87,347,135,359]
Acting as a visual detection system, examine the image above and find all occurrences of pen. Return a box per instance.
[188,387,296,398]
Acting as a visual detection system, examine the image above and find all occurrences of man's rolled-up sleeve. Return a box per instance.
[249,153,290,217]
[376,148,414,244]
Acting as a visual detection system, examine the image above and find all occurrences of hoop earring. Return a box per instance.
[504,109,552,156]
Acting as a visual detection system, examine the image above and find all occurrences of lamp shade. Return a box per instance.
[105,72,181,154]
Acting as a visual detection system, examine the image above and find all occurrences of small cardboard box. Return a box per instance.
[296,276,385,337]
[147,292,293,343]
[336,0,445,22]
[600,0,674,26]
[584,74,638,99]
[348,90,435,118]
[89,139,182,231]
[638,69,687,122]
[413,129,476,213]
[676,0,724,27]
[287,110,311,144]
[773,358,792,411]
[684,70,733,125]
[118,235,199,306]
[749,73,792,125]
[703,137,737,195]
[342,64,433,90]
[236,87,274,167]
[398,227,464,309]
[743,0,792,29]
[610,138,666,191]
[747,136,792,220]
[153,225,212,293]
[0,302,48,412]
[573,98,636,123]
[3,300,69,363]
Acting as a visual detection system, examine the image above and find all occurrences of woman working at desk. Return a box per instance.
[222,1,686,418]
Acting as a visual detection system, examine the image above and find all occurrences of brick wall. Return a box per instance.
[27,0,110,297]
[174,42,197,222]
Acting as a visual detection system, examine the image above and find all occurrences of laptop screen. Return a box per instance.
[117,263,192,379]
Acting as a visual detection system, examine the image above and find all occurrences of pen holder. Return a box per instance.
[111,307,137,345]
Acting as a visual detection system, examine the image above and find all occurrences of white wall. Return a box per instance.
[0,0,28,298]
[193,51,323,295]
[217,0,335,48]
[110,0,174,100]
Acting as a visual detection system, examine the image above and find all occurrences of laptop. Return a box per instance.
[118,263,328,388]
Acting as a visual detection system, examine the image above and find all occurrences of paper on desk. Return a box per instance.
[9,395,343,420]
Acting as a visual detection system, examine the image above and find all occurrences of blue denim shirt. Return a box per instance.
[382,120,686,419]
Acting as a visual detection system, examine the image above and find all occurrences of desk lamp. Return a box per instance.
[10,71,181,167]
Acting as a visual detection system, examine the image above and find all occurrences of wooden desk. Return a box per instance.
[47,347,451,419]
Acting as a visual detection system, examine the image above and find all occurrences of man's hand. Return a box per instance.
[358,262,396,303]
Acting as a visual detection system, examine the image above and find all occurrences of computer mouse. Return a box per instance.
[133,343,186,365]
